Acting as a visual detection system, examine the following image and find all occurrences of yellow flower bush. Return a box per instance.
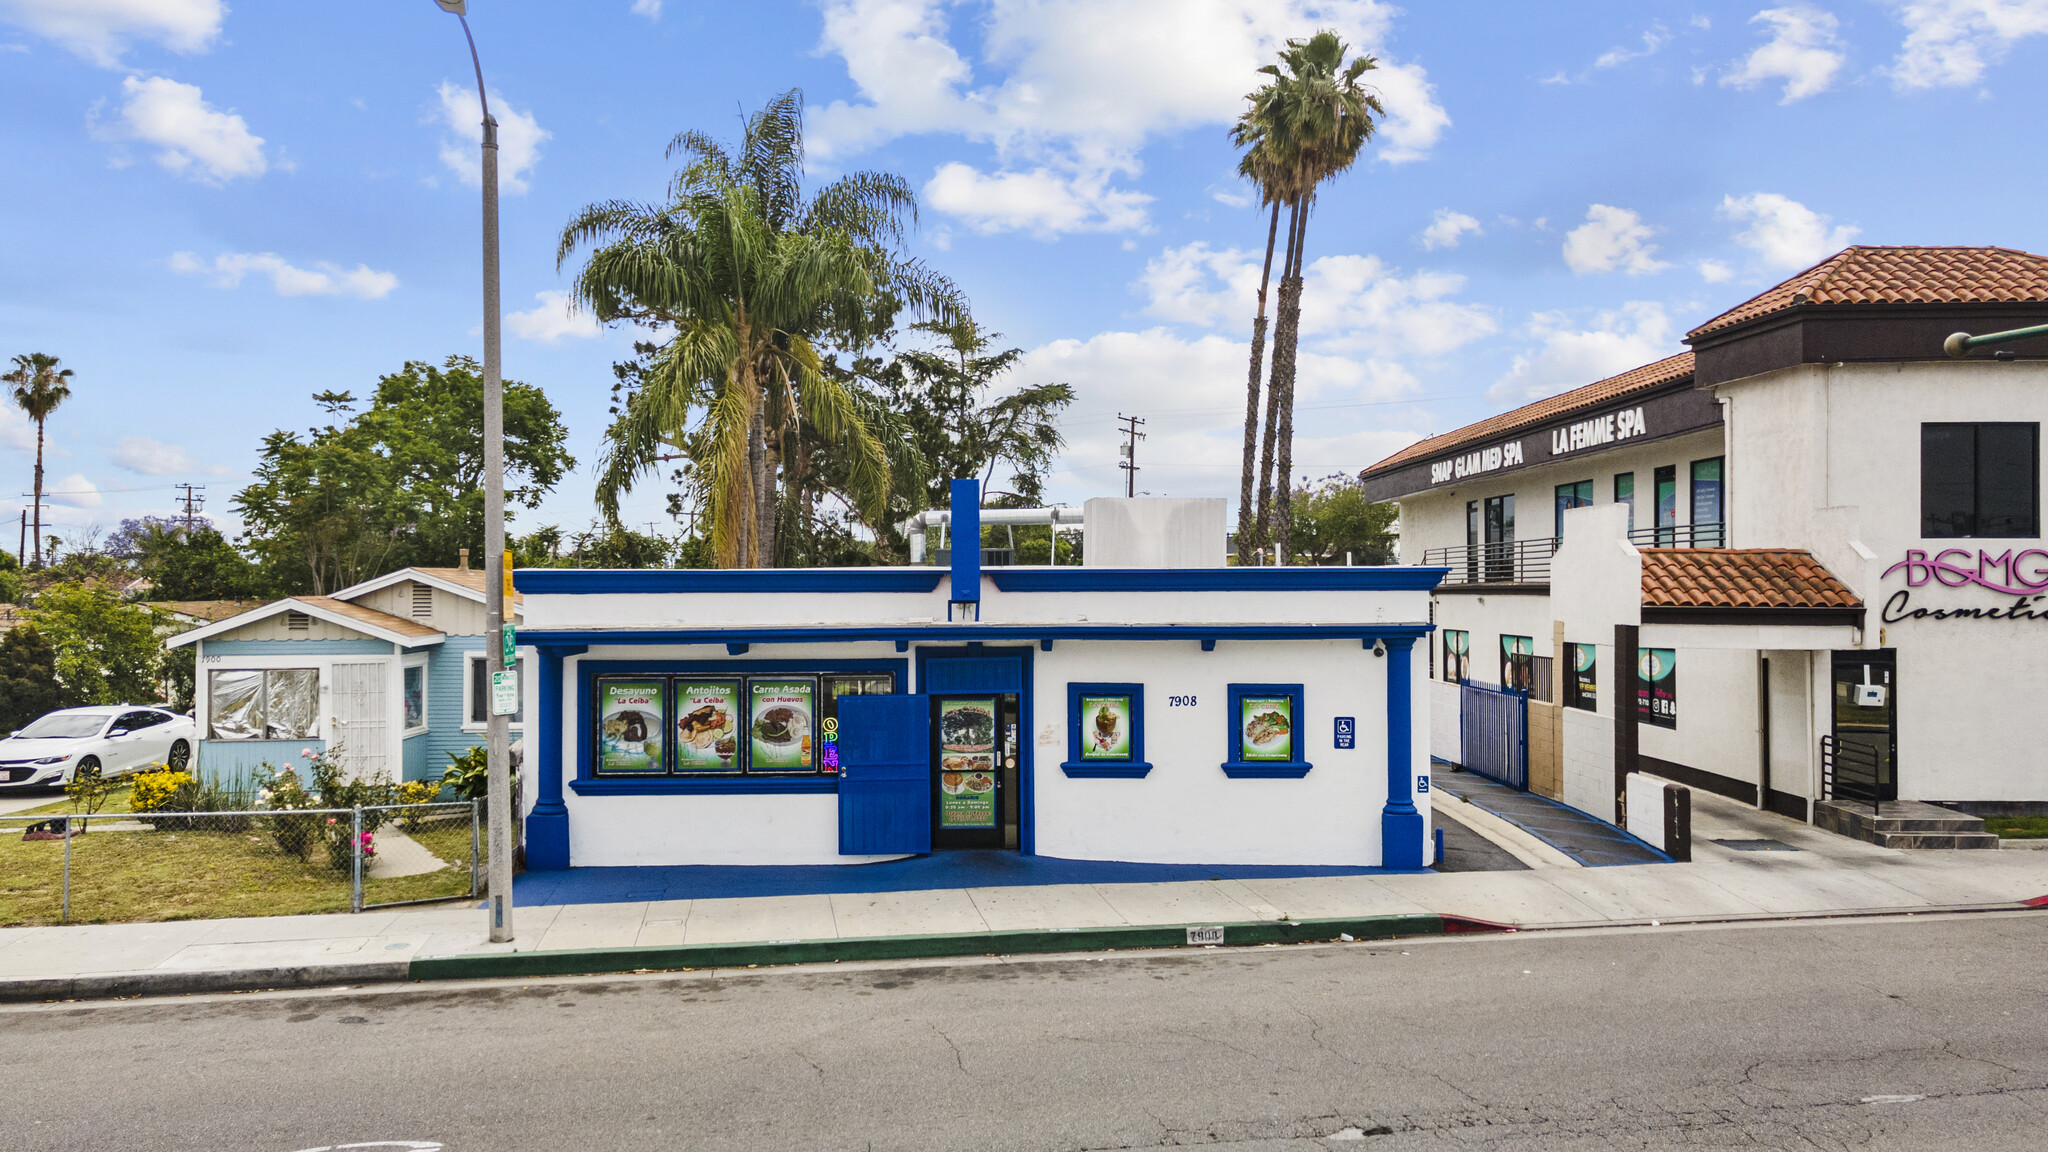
[131,768,195,814]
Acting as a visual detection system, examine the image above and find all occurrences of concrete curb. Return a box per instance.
[0,960,409,1004]
[405,913,1467,983]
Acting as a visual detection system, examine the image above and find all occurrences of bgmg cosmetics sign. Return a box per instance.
[1881,548,2048,624]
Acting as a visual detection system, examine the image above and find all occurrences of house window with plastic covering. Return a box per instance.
[208,669,320,740]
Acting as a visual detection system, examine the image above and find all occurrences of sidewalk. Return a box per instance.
[3,793,2045,1001]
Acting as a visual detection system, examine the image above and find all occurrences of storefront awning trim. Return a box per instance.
[515,623,1436,647]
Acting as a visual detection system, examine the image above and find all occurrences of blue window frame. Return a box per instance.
[1222,683,1312,778]
[570,658,906,794]
[1061,682,1151,778]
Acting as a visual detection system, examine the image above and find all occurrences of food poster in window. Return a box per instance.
[1239,695,1294,761]
[938,697,997,828]
[1500,635,1534,693]
[599,681,666,772]
[749,679,816,770]
[674,680,740,770]
[1080,695,1133,760]
[1636,648,1677,729]
[1567,643,1597,711]
[1443,631,1469,683]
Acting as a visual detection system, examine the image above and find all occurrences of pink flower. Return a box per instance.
[301,749,312,758]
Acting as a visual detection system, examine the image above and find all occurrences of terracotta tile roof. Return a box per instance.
[1640,549,1861,609]
[1688,245,2048,339]
[413,566,523,603]
[1361,351,1693,478]
[292,596,445,639]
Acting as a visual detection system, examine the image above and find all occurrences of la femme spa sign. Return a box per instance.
[1880,548,2048,624]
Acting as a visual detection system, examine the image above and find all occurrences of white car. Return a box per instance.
[0,706,196,790]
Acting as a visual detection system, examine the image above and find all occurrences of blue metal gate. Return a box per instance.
[1460,683,1528,790]
[837,694,932,855]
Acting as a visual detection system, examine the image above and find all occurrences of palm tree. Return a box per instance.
[1229,125,1288,566]
[3,353,74,568]
[1235,31,1382,562]
[559,91,961,567]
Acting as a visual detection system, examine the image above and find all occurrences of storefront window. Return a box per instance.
[1654,465,1677,545]
[594,671,893,777]
[1566,643,1597,711]
[1483,494,1515,581]
[1223,684,1309,775]
[1613,473,1634,533]
[208,669,320,741]
[1636,648,1677,729]
[1555,480,1593,538]
[1500,635,1535,693]
[1061,683,1148,775]
[1442,630,1469,684]
[1691,457,1725,546]
[1921,423,2039,538]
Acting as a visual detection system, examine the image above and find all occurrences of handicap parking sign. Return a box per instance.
[1333,716,1355,749]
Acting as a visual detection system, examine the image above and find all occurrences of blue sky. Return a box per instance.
[4,0,2048,547]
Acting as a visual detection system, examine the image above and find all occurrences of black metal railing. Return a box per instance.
[1629,522,1726,548]
[1820,735,1881,816]
[1422,537,1556,585]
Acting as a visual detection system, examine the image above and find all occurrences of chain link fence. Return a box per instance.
[0,801,483,926]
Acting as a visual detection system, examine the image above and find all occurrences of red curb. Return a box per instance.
[1439,915,1516,933]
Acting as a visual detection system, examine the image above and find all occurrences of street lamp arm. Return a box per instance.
[1944,323,2048,359]
[455,13,491,126]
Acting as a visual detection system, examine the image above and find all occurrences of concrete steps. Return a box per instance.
[1814,799,2003,849]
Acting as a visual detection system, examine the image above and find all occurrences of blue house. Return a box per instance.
[166,565,527,785]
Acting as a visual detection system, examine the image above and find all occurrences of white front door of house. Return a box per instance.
[331,662,390,781]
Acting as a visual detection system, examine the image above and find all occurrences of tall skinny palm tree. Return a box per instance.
[1237,31,1382,562]
[3,353,74,568]
[1229,129,1287,566]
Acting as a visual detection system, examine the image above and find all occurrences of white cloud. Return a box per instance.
[1138,242,1498,358]
[1697,258,1735,282]
[630,0,662,19]
[1562,204,1668,275]
[171,250,399,299]
[0,405,33,452]
[924,162,1152,237]
[114,75,265,184]
[1722,6,1846,103]
[1491,302,1677,406]
[811,0,1448,233]
[0,0,221,66]
[1419,208,1482,251]
[1718,192,1859,269]
[1890,0,2048,89]
[507,290,605,343]
[434,81,549,194]
[44,474,103,509]
[1595,24,1671,68]
[111,435,227,476]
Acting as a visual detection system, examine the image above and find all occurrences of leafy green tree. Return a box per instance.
[560,90,961,566]
[0,625,65,730]
[1289,474,1397,565]
[233,359,574,593]
[117,521,259,601]
[3,352,74,567]
[1233,31,1382,562]
[0,549,20,604]
[25,583,166,706]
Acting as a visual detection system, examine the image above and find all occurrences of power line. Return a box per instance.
[1116,413,1147,497]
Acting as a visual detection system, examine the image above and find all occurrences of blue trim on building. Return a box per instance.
[1222,683,1313,778]
[513,568,948,595]
[513,623,1435,647]
[917,645,1034,855]
[527,643,584,870]
[569,657,909,799]
[987,567,1449,593]
[1062,682,1151,778]
[949,479,981,605]
[1380,637,1425,869]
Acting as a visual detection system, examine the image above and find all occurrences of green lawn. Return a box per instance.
[1985,815,2048,840]
[0,811,484,926]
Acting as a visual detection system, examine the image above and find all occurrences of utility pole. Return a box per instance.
[173,484,205,532]
[435,0,514,945]
[1117,414,1146,498]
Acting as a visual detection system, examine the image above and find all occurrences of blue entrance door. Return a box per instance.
[837,694,932,855]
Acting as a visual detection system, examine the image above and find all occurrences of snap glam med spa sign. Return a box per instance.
[1881,548,2048,623]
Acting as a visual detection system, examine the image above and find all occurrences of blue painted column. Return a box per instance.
[525,644,583,871]
[948,477,980,619]
[1379,637,1425,869]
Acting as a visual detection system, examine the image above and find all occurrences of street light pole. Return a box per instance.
[434,0,513,944]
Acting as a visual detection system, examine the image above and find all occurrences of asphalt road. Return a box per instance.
[3,912,2045,1151]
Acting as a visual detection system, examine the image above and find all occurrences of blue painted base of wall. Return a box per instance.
[526,808,570,870]
[511,851,1405,905]
[197,740,324,782]
[1381,808,1426,870]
